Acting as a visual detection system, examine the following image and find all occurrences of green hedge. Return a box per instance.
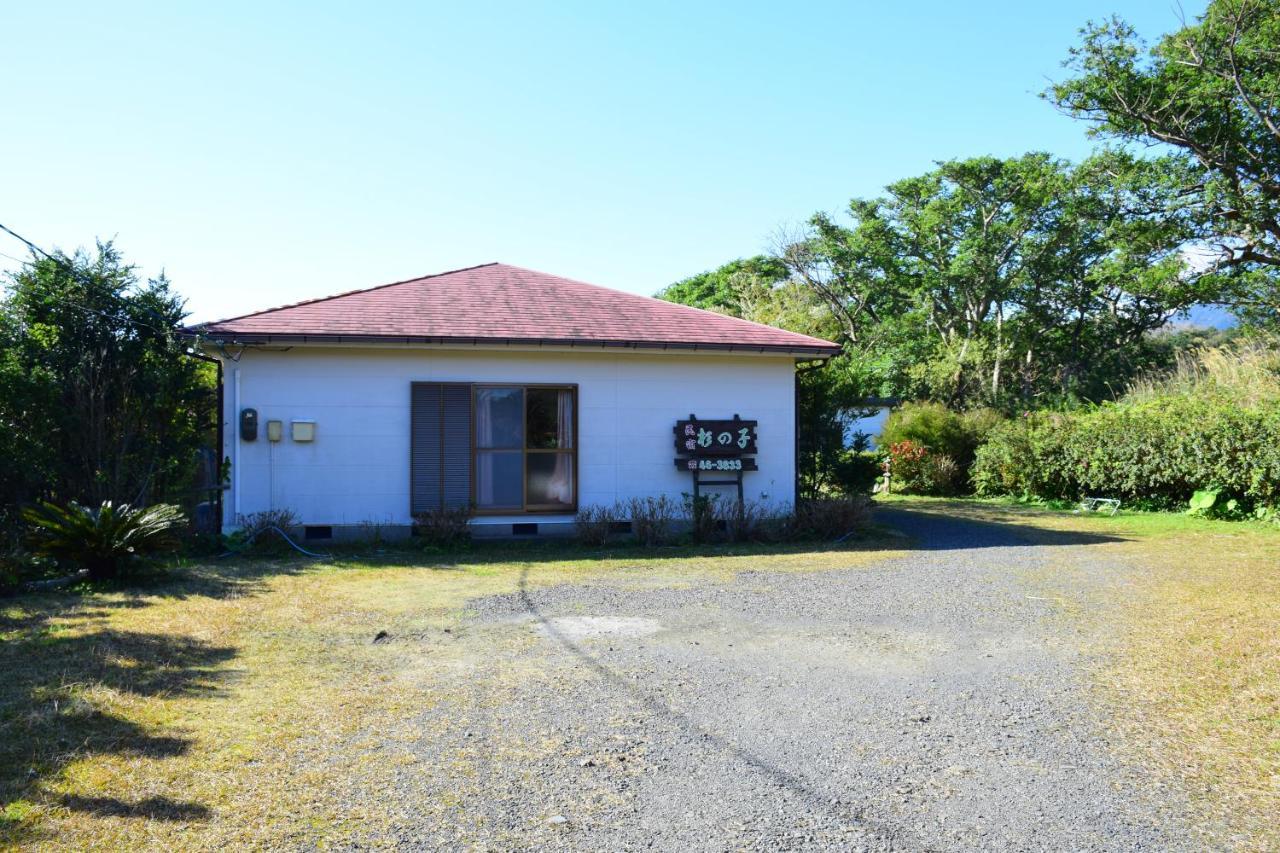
[972,395,1280,510]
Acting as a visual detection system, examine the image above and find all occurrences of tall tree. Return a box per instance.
[0,243,213,527]
[779,153,1207,406]
[656,256,789,313]
[1049,0,1280,325]
[1014,151,1212,400]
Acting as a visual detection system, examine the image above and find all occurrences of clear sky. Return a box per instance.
[1,1,1205,323]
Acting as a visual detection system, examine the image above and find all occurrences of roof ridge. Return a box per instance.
[194,261,501,328]
[496,263,837,346]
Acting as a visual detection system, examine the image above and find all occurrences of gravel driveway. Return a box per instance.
[359,507,1190,851]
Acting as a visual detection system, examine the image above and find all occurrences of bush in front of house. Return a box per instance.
[574,503,616,546]
[412,505,473,547]
[714,498,771,543]
[790,496,873,539]
[21,500,186,581]
[627,496,677,546]
[830,450,883,496]
[682,493,721,544]
[227,508,301,555]
[576,493,874,546]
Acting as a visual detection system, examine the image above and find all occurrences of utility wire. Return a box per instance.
[0,219,180,338]
[0,222,54,260]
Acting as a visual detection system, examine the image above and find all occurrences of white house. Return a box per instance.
[188,263,840,538]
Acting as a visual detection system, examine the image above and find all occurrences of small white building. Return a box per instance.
[189,263,840,537]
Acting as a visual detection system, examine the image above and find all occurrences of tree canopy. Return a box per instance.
[0,243,213,537]
[1049,0,1280,325]
[775,152,1206,407]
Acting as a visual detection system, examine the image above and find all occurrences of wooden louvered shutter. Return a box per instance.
[441,384,472,508]
[411,382,472,514]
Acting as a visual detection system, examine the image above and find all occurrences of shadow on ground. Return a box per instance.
[874,504,1129,550]
[0,592,235,843]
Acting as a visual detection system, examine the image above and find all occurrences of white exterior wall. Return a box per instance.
[219,345,798,529]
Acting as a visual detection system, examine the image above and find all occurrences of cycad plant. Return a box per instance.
[22,500,187,580]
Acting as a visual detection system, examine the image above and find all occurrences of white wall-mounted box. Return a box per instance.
[291,420,316,442]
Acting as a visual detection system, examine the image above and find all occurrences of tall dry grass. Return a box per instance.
[1125,336,1280,407]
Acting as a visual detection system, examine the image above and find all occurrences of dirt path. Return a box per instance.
[352,507,1190,851]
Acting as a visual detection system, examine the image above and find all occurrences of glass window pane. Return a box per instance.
[527,453,574,507]
[475,387,523,448]
[526,388,574,449]
[475,450,523,508]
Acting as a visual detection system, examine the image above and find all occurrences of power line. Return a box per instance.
[0,222,53,261]
[0,220,177,337]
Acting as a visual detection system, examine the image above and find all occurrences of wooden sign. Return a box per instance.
[673,416,758,457]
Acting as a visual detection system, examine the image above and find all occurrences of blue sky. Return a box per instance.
[1,1,1205,323]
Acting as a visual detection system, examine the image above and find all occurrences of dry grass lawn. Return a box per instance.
[0,538,904,850]
[5,503,1277,849]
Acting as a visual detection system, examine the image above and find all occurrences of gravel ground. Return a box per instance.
[347,507,1191,851]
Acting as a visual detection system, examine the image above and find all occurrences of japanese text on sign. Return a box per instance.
[673,418,758,457]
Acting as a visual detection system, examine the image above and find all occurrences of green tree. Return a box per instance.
[1013,151,1213,400]
[656,256,789,313]
[1049,0,1280,325]
[783,153,1067,405]
[781,153,1204,407]
[0,243,213,531]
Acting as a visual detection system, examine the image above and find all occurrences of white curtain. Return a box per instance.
[548,390,573,503]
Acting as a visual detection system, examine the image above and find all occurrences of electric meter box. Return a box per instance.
[291,420,316,442]
[266,420,283,442]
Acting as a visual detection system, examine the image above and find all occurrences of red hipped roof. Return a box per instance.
[190,263,841,357]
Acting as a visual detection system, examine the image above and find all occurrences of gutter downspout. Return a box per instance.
[186,348,225,534]
[233,367,241,524]
[794,357,832,504]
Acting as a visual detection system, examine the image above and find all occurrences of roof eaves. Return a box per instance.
[183,329,842,358]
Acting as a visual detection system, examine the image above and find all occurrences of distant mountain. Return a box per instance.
[1173,305,1237,330]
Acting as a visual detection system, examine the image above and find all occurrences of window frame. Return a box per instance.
[471,383,578,515]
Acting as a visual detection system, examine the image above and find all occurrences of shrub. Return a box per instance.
[973,394,1280,512]
[924,453,961,496]
[22,500,186,581]
[231,508,301,555]
[880,403,999,471]
[0,549,37,594]
[792,496,872,539]
[356,519,388,546]
[879,402,1004,492]
[574,504,616,546]
[627,496,676,546]
[830,450,882,496]
[412,505,473,547]
[885,440,932,494]
[682,493,721,543]
[715,498,770,543]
